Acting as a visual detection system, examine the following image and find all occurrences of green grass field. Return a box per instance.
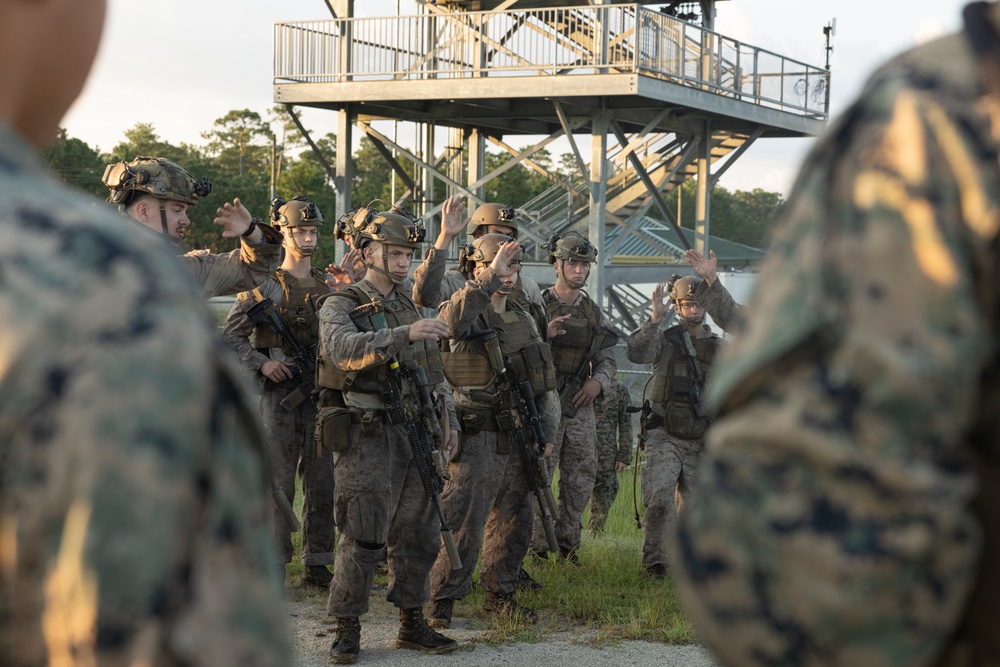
[285,465,697,646]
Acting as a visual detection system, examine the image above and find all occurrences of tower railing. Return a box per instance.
[274,5,829,119]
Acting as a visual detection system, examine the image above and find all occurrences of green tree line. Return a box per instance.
[43,107,784,269]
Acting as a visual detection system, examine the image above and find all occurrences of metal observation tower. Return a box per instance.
[272,0,828,329]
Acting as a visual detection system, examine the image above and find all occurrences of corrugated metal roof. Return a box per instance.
[606,217,765,268]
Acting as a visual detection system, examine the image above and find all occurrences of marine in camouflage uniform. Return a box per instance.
[413,199,546,326]
[674,4,1000,666]
[223,196,336,587]
[530,233,619,561]
[426,234,560,629]
[588,378,634,535]
[315,209,459,663]
[103,155,282,298]
[626,270,741,578]
[0,91,290,667]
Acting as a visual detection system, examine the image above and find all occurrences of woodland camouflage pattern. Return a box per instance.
[223,277,335,568]
[0,124,290,666]
[589,379,633,533]
[430,266,561,601]
[674,8,1000,667]
[531,288,617,556]
[317,279,459,617]
[626,281,735,572]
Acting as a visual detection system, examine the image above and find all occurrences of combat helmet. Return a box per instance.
[468,203,518,238]
[335,204,378,246]
[459,233,522,272]
[270,196,324,228]
[355,208,427,285]
[355,209,426,249]
[667,273,705,325]
[103,156,212,208]
[667,274,702,301]
[543,232,598,265]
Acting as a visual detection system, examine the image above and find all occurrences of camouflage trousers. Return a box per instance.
[588,470,620,534]
[326,419,439,618]
[530,404,597,555]
[261,386,335,566]
[641,425,702,570]
[429,429,534,600]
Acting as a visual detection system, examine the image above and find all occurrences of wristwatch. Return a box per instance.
[242,217,262,238]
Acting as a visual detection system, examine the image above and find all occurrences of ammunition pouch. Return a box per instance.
[456,406,512,454]
[557,373,582,419]
[457,406,498,434]
[664,395,709,439]
[507,343,556,395]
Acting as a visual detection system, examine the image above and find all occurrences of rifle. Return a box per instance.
[272,485,302,533]
[632,400,652,530]
[557,325,620,419]
[665,327,708,419]
[357,300,462,571]
[246,297,317,412]
[476,329,560,554]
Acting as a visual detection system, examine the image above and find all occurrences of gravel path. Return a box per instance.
[286,585,720,667]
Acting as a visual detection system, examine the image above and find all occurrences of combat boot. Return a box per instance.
[516,566,543,591]
[559,548,581,567]
[396,607,459,654]
[303,564,333,588]
[427,598,455,630]
[484,591,538,624]
[329,617,361,664]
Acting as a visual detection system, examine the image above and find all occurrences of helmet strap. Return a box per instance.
[283,229,313,258]
[557,262,586,290]
[158,201,169,237]
[364,244,404,285]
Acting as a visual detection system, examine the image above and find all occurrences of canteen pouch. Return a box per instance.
[317,406,353,453]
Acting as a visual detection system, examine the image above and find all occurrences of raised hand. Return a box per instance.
[440,195,468,239]
[215,197,254,238]
[489,238,522,280]
[685,249,718,285]
[651,283,670,323]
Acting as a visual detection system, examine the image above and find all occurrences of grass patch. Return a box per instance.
[286,464,695,647]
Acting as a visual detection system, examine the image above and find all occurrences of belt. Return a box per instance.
[457,406,500,432]
[349,409,385,425]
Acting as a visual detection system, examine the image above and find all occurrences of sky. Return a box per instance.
[62,0,971,196]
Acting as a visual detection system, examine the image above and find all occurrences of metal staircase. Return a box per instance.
[274,1,828,327]
[518,125,752,261]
